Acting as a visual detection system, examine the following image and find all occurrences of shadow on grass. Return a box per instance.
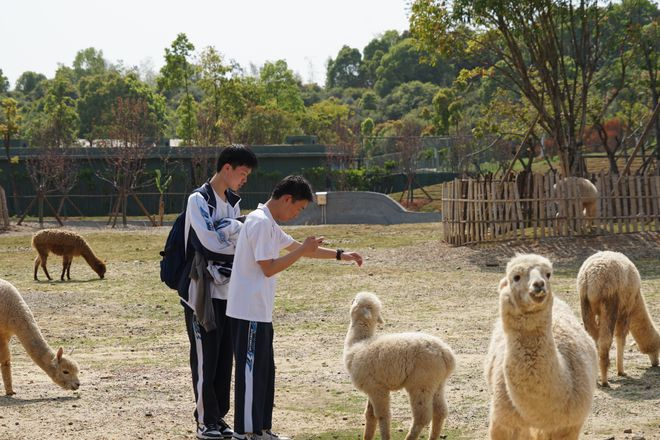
[599,365,660,401]
[0,393,80,407]
[296,427,469,440]
[33,278,103,284]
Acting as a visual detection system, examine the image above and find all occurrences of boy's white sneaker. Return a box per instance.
[255,430,290,440]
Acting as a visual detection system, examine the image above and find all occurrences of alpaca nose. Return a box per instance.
[532,280,545,292]
[72,381,80,390]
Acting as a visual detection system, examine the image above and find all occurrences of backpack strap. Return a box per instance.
[188,181,234,263]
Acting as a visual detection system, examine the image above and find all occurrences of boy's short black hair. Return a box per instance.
[217,144,258,172]
[271,175,314,202]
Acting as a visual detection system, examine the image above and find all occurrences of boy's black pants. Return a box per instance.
[184,299,233,426]
[231,318,275,435]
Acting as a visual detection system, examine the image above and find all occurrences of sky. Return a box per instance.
[0,0,412,88]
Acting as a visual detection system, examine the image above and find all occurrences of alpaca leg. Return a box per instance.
[597,303,616,386]
[405,388,433,440]
[614,320,629,377]
[39,252,52,280]
[369,391,392,440]
[62,255,72,280]
[34,256,41,281]
[429,383,447,440]
[363,399,378,440]
[0,337,14,395]
[649,351,659,367]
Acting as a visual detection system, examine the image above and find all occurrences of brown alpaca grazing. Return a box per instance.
[32,229,106,281]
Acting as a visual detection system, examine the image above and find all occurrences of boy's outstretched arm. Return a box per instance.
[257,236,322,278]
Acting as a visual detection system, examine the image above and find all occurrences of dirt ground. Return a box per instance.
[0,222,658,440]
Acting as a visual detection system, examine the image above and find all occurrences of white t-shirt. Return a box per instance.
[226,204,295,323]
[183,188,240,308]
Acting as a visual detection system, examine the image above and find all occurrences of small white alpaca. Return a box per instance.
[343,292,455,440]
[485,254,597,439]
[32,229,106,281]
[578,250,660,387]
[553,177,599,230]
[0,278,80,395]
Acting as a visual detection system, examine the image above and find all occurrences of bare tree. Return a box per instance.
[20,146,75,226]
[96,97,158,227]
[326,115,360,190]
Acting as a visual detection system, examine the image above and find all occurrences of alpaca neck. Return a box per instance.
[80,243,100,266]
[345,322,375,348]
[14,316,57,377]
[629,298,660,354]
[503,307,569,403]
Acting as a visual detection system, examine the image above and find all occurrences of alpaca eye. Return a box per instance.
[513,275,521,282]
[63,370,69,375]
[546,273,551,279]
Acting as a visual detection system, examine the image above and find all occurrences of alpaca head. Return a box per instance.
[51,347,80,391]
[93,260,106,279]
[500,254,553,315]
[350,292,384,333]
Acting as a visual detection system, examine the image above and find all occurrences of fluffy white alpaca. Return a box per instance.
[578,251,660,387]
[344,292,455,440]
[553,177,599,231]
[485,254,597,439]
[0,278,80,395]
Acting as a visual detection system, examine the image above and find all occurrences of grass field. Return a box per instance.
[0,222,659,439]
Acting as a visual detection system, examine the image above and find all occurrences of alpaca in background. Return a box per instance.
[32,229,106,281]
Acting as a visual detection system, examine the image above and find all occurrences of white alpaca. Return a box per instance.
[0,278,80,395]
[485,254,597,439]
[553,177,599,231]
[578,251,660,387]
[343,292,455,440]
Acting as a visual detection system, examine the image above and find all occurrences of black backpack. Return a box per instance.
[159,183,215,290]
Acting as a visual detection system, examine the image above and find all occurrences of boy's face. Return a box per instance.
[281,196,309,222]
[223,164,252,191]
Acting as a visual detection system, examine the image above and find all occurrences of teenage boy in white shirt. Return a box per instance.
[226,175,363,440]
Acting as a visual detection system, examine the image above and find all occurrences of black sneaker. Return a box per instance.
[197,423,223,440]
[218,418,234,439]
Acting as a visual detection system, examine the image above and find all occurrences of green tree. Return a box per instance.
[360,30,403,88]
[381,81,439,120]
[197,46,231,145]
[374,38,453,96]
[234,105,298,145]
[0,98,21,155]
[410,0,607,176]
[31,74,79,147]
[326,45,364,89]
[159,33,197,145]
[14,71,47,101]
[72,48,108,82]
[77,72,165,147]
[0,69,9,94]
[260,60,305,113]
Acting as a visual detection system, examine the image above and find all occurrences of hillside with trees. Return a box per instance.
[1,0,658,181]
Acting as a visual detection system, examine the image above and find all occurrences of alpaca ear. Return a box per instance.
[377,314,384,324]
[499,277,508,290]
[56,347,64,362]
